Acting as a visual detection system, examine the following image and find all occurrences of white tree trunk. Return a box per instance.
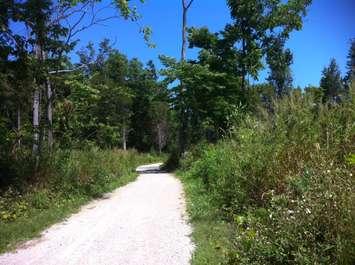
[181,4,187,61]
[157,124,162,154]
[33,88,40,153]
[178,0,194,154]
[33,44,42,155]
[46,77,53,149]
[122,126,127,151]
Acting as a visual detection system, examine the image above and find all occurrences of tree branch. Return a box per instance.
[186,0,195,10]
[48,64,88,75]
[183,0,195,10]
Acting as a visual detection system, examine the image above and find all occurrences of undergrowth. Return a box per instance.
[181,93,355,265]
[0,148,161,253]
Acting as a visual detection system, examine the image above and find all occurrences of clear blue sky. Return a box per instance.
[72,0,355,88]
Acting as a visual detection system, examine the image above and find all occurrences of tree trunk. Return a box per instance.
[241,38,246,92]
[33,44,42,155]
[33,88,40,154]
[122,126,127,151]
[46,77,53,149]
[157,124,162,154]
[178,0,194,155]
[181,4,187,61]
[17,107,21,147]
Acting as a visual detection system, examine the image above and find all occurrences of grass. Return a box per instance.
[0,148,163,253]
[178,170,233,265]
[177,93,355,264]
[0,196,87,252]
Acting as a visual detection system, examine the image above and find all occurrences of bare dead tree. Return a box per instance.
[178,0,195,155]
[181,0,194,61]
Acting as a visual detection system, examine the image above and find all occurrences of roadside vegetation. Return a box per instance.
[0,148,161,253]
[180,91,354,265]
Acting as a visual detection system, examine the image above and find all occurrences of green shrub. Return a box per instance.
[182,94,355,264]
[0,148,162,252]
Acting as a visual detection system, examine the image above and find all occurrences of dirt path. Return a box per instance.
[0,163,194,265]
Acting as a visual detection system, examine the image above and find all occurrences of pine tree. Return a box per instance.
[266,37,293,98]
[320,59,344,103]
[344,39,355,88]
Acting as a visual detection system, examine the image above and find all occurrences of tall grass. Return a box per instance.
[181,93,354,264]
[0,148,161,253]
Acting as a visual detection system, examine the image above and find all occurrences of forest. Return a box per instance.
[0,0,354,264]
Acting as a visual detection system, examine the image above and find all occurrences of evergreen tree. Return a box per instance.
[320,59,344,103]
[344,39,355,88]
[266,37,293,98]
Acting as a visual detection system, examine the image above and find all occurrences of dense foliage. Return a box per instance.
[181,92,354,264]
[0,148,161,252]
[161,0,313,153]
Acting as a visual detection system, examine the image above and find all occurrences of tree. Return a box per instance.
[1,0,149,158]
[162,0,312,148]
[71,41,169,151]
[344,39,355,89]
[266,37,293,98]
[178,0,195,154]
[320,58,344,103]
[160,55,240,143]
[227,0,310,91]
[128,59,167,151]
[181,0,195,61]
[189,0,311,90]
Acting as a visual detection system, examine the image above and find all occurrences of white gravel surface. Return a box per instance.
[0,163,194,265]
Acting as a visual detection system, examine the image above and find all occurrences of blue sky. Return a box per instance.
[71,0,355,88]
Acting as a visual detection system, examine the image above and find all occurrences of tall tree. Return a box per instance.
[266,37,293,98]
[320,58,344,103]
[226,0,310,91]
[178,0,195,154]
[181,0,195,61]
[164,0,312,146]
[344,39,355,88]
[128,59,162,151]
[189,0,311,91]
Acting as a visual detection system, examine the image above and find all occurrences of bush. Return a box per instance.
[0,147,161,252]
[182,94,355,264]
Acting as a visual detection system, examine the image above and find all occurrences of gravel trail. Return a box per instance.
[0,163,194,265]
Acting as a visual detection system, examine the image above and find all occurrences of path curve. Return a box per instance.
[0,163,194,265]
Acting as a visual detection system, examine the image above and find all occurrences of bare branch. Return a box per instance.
[186,0,195,10]
[48,64,87,75]
[183,0,195,10]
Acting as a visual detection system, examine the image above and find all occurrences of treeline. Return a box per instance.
[0,1,169,189]
[56,40,169,151]
[163,0,353,165]
[1,37,169,152]
[1,0,353,170]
